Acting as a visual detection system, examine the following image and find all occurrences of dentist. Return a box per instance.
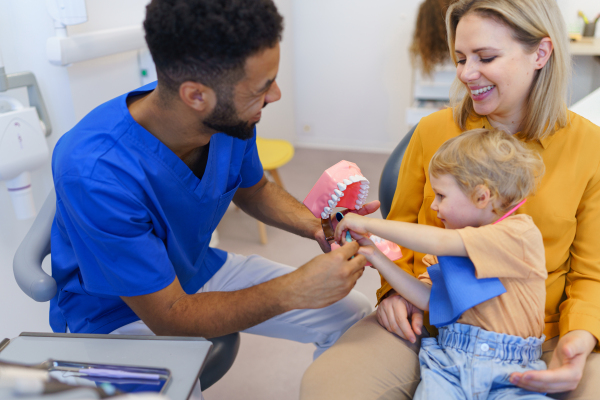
[50,0,373,362]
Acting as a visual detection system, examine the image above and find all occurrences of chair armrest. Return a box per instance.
[13,190,57,302]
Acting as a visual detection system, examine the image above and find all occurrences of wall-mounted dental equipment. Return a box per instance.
[46,0,146,67]
[0,51,51,220]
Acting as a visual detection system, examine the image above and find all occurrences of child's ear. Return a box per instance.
[472,185,491,209]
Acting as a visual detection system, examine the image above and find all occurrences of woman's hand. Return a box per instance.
[510,330,598,393]
[376,292,424,343]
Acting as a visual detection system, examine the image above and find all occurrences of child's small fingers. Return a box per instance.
[356,236,371,246]
[350,231,364,240]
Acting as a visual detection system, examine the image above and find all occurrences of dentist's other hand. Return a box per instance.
[283,241,366,309]
[354,200,380,217]
[315,228,332,253]
[376,292,424,343]
[509,330,597,393]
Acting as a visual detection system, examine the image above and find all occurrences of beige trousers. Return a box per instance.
[300,312,600,400]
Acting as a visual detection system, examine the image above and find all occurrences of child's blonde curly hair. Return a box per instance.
[429,129,545,214]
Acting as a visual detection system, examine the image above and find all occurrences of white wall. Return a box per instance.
[257,0,296,142]
[557,0,599,35]
[291,0,420,152]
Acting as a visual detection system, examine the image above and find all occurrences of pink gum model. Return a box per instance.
[303,160,402,264]
[303,160,370,219]
[330,235,402,267]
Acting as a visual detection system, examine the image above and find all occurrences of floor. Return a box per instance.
[203,148,390,400]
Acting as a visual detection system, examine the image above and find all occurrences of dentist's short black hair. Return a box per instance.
[144,0,283,96]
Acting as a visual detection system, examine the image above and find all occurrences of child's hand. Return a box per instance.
[355,235,385,266]
[334,213,370,244]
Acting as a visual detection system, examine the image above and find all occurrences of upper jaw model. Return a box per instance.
[303,160,370,220]
[303,160,402,264]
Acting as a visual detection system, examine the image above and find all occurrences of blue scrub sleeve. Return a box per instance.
[239,131,264,188]
[57,176,176,298]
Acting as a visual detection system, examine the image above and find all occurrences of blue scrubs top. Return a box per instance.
[50,82,264,334]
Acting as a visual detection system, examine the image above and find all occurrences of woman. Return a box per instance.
[300,0,600,399]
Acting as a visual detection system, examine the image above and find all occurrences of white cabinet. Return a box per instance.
[406,63,455,128]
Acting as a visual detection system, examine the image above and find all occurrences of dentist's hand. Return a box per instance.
[284,241,367,309]
[355,200,381,217]
[377,292,424,343]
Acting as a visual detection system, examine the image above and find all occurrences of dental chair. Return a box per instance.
[12,190,240,391]
[379,123,418,218]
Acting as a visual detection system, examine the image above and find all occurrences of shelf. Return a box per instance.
[570,38,600,56]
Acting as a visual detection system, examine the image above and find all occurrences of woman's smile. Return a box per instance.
[469,85,496,101]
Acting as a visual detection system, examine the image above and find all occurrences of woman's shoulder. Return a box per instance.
[544,111,600,177]
[560,111,600,143]
[417,107,455,129]
[414,107,462,144]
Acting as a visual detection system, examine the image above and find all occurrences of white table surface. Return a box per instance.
[0,333,212,400]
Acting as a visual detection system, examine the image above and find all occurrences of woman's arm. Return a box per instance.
[336,214,467,257]
[512,144,600,392]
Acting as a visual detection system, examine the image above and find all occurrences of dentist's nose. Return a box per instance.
[265,80,281,104]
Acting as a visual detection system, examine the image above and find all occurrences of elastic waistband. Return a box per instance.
[437,323,544,363]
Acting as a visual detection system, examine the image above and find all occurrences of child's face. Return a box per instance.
[430,173,488,229]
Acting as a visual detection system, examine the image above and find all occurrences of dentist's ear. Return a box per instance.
[179,81,216,113]
[472,185,492,209]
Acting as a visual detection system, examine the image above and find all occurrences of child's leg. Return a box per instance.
[474,328,548,400]
[413,337,467,400]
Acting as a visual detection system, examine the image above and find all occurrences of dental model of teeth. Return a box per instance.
[303,160,370,220]
[303,160,402,264]
[472,85,495,95]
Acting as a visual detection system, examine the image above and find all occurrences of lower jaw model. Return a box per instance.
[303,160,402,264]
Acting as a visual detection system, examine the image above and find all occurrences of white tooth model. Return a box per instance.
[0,100,49,220]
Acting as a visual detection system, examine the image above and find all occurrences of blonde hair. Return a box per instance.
[429,129,545,214]
[446,0,571,142]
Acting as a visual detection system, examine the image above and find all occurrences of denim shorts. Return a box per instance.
[414,323,548,400]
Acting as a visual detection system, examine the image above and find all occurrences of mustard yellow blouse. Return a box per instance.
[378,108,600,347]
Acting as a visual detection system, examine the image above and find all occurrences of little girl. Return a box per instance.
[336,128,549,399]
